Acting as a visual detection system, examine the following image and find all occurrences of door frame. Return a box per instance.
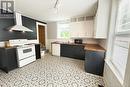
[36,22,47,48]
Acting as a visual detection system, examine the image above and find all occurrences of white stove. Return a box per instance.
[9,39,36,67]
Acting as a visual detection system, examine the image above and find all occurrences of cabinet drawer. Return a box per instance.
[19,56,36,67]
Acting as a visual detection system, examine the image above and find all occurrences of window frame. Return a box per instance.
[106,0,130,85]
[115,0,130,35]
[57,21,70,39]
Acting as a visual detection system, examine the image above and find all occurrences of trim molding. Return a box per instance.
[36,22,48,48]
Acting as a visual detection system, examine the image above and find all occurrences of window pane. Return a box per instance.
[120,23,130,30]
[111,0,130,81]
[117,0,130,32]
[112,40,129,79]
[57,22,70,39]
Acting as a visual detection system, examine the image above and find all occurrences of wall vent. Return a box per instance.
[71,16,94,22]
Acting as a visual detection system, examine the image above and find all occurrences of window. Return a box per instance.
[116,0,130,33]
[57,22,70,39]
[110,0,130,83]
[112,39,129,80]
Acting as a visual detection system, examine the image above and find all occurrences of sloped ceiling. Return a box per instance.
[15,0,97,22]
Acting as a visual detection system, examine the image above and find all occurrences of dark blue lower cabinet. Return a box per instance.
[61,44,85,60]
[85,50,105,76]
[0,47,18,73]
[35,44,41,59]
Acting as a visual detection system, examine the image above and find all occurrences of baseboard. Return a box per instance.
[103,77,108,87]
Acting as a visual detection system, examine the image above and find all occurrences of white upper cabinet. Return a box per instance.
[94,0,111,38]
[70,20,94,38]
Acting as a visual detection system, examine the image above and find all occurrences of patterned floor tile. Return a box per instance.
[0,54,105,87]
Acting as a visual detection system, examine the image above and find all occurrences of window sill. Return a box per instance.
[105,59,124,85]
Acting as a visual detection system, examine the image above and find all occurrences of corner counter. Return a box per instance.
[51,41,106,76]
[84,44,105,52]
[84,44,106,76]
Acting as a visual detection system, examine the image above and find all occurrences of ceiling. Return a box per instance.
[15,0,98,22]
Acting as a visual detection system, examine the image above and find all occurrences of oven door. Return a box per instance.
[17,45,35,60]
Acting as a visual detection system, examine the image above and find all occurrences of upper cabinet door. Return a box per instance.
[70,20,94,38]
[94,0,111,38]
[70,22,81,37]
[84,20,94,38]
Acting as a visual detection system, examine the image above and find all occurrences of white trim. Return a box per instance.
[115,0,130,35]
[109,0,130,84]
[116,30,130,35]
[103,77,108,87]
[105,59,124,85]
[36,22,48,48]
[106,0,118,59]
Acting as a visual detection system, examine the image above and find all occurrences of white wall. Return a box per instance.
[99,39,108,49]
[47,22,57,39]
[104,63,122,87]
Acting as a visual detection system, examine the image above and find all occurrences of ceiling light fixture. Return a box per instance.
[54,0,60,8]
[54,0,60,13]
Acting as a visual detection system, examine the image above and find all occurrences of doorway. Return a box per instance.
[38,25,46,48]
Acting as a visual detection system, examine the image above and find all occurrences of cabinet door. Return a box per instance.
[70,21,94,38]
[84,20,94,38]
[94,0,111,38]
[61,44,85,60]
[52,44,60,56]
[77,22,86,37]
[85,51,105,76]
[35,44,41,59]
[70,22,81,37]
[6,48,18,72]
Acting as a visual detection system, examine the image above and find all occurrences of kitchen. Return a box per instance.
[0,0,130,87]
[0,12,44,72]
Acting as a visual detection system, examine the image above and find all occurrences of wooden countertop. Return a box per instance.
[52,42,105,52]
[51,41,85,46]
[84,44,105,52]
[0,46,16,49]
